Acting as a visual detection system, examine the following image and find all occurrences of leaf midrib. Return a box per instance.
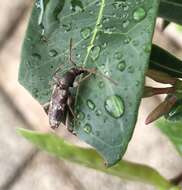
[83,0,105,66]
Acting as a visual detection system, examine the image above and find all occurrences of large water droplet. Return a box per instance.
[81,27,92,39]
[90,46,101,61]
[87,99,95,110]
[117,60,126,72]
[83,123,92,134]
[49,49,58,57]
[133,7,146,21]
[105,95,124,118]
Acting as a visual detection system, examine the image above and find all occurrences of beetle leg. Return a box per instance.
[43,102,50,114]
[67,96,76,118]
[65,111,74,133]
[69,38,76,66]
[81,67,118,85]
[73,72,93,87]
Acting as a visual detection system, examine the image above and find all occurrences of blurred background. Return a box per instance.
[0,1,182,190]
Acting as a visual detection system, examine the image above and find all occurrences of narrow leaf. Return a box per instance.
[149,45,182,78]
[157,118,182,157]
[159,0,182,25]
[17,128,179,190]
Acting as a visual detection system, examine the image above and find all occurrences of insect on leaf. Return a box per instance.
[19,0,159,166]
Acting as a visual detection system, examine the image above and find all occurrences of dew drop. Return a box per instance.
[90,46,101,61]
[104,95,124,118]
[83,123,92,134]
[95,109,102,116]
[98,81,104,89]
[127,65,135,73]
[124,36,131,44]
[80,27,92,39]
[112,1,123,9]
[133,7,146,21]
[71,0,84,12]
[102,42,107,49]
[62,24,72,32]
[114,52,123,60]
[49,49,58,57]
[31,53,41,61]
[87,99,95,110]
[144,44,151,53]
[103,17,110,24]
[87,114,91,120]
[117,60,126,72]
[77,112,85,120]
[122,20,130,28]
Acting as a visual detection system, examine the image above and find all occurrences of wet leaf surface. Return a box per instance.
[19,0,159,166]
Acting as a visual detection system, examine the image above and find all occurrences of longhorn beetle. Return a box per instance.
[44,39,117,131]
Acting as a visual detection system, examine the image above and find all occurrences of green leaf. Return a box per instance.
[157,118,182,157]
[159,0,182,25]
[149,45,182,78]
[17,128,179,190]
[19,0,159,166]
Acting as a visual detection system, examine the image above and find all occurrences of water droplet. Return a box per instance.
[95,109,102,116]
[90,46,101,61]
[62,24,72,32]
[87,99,95,110]
[31,53,41,61]
[103,17,110,24]
[77,112,85,120]
[123,5,129,11]
[87,114,91,120]
[104,95,124,118]
[133,7,146,21]
[114,52,123,60]
[80,27,92,39]
[112,1,122,9]
[83,123,92,134]
[49,49,58,57]
[71,0,84,12]
[144,44,151,53]
[124,36,131,44]
[98,81,104,88]
[104,27,115,34]
[127,65,135,73]
[102,42,107,49]
[117,60,126,72]
[122,20,130,28]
